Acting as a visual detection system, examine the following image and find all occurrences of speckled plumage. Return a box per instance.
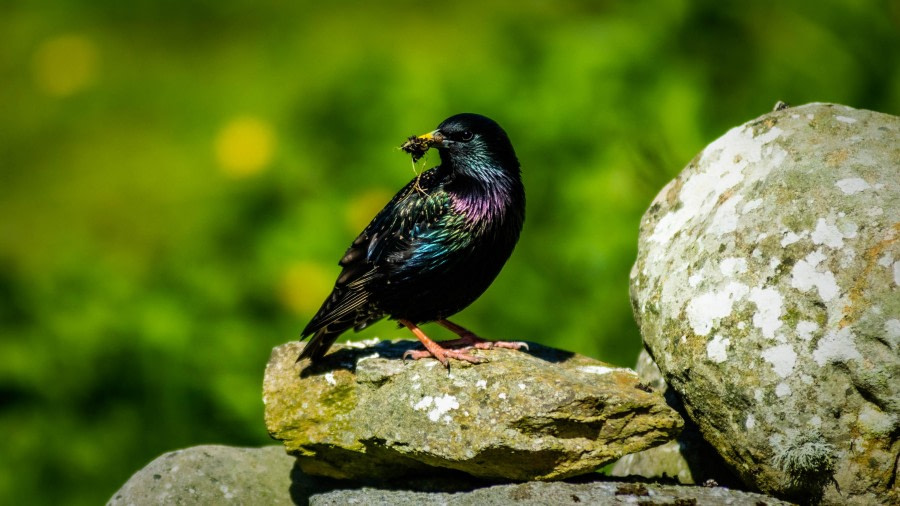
[299,114,525,363]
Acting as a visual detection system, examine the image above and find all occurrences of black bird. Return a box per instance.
[299,113,526,367]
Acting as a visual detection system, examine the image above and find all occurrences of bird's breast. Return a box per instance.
[449,183,521,228]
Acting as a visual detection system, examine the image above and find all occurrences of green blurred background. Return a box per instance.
[1,0,898,504]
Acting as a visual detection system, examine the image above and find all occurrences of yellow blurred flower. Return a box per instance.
[32,34,98,97]
[215,117,276,177]
[279,261,333,316]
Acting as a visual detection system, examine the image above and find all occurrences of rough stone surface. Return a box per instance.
[631,103,899,504]
[108,445,303,505]
[108,444,792,506]
[610,349,741,487]
[309,478,795,506]
[109,444,503,505]
[264,339,683,481]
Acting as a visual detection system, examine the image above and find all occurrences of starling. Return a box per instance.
[299,113,527,367]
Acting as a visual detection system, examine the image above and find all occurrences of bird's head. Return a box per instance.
[402,113,519,179]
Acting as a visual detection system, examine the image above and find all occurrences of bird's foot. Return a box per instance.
[401,335,527,367]
[402,347,486,366]
[399,318,492,369]
[478,339,529,350]
[436,319,529,351]
[399,319,528,369]
[435,333,529,351]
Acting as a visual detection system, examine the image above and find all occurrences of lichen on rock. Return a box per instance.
[264,339,683,481]
[631,103,899,505]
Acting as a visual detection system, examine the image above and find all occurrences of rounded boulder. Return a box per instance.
[631,103,898,504]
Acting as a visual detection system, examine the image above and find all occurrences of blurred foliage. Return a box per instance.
[1,0,898,504]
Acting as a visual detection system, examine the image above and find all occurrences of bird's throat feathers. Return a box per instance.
[449,170,523,226]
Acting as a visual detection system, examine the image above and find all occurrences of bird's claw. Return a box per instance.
[470,340,529,351]
[402,347,486,367]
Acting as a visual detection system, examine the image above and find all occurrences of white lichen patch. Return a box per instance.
[429,394,459,422]
[775,382,792,397]
[356,352,380,364]
[858,404,897,436]
[894,261,900,286]
[746,414,756,429]
[834,115,857,124]
[812,327,862,366]
[811,218,857,249]
[795,321,819,341]
[791,250,839,301]
[413,396,433,411]
[498,392,507,400]
[346,337,380,348]
[412,394,460,422]
[835,177,870,195]
[763,143,788,169]
[324,372,337,386]
[810,219,842,248]
[742,198,763,213]
[781,230,806,247]
[708,195,744,237]
[707,334,730,363]
[761,344,797,378]
[688,273,703,287]
[648,125,783,247]
[578,365,631,375]
[475,379,487,389]
[749,287,784,339]
[720,257,748,277]
[686,282,749,335]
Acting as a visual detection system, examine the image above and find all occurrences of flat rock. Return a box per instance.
[264,339,683,481]
[108,445,303,505]
[309,478,794,506]
[107,445,791,506]
[631,103,899,504]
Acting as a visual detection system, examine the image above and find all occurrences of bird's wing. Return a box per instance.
[301,167,454,337]
[366,180,457,264]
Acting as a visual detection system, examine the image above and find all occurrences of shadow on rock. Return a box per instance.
[298,339,576,377]
[288,459,506,504]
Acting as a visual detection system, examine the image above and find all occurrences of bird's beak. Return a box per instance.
[416,130,449,148]
[400,129,450,161]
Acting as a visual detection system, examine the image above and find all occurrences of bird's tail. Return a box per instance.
[297,327,342,363]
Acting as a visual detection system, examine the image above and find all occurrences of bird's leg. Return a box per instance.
[437,319,529,351]
[399,319,485,368]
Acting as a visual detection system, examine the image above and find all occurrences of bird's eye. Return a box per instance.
[459,130,474,141]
